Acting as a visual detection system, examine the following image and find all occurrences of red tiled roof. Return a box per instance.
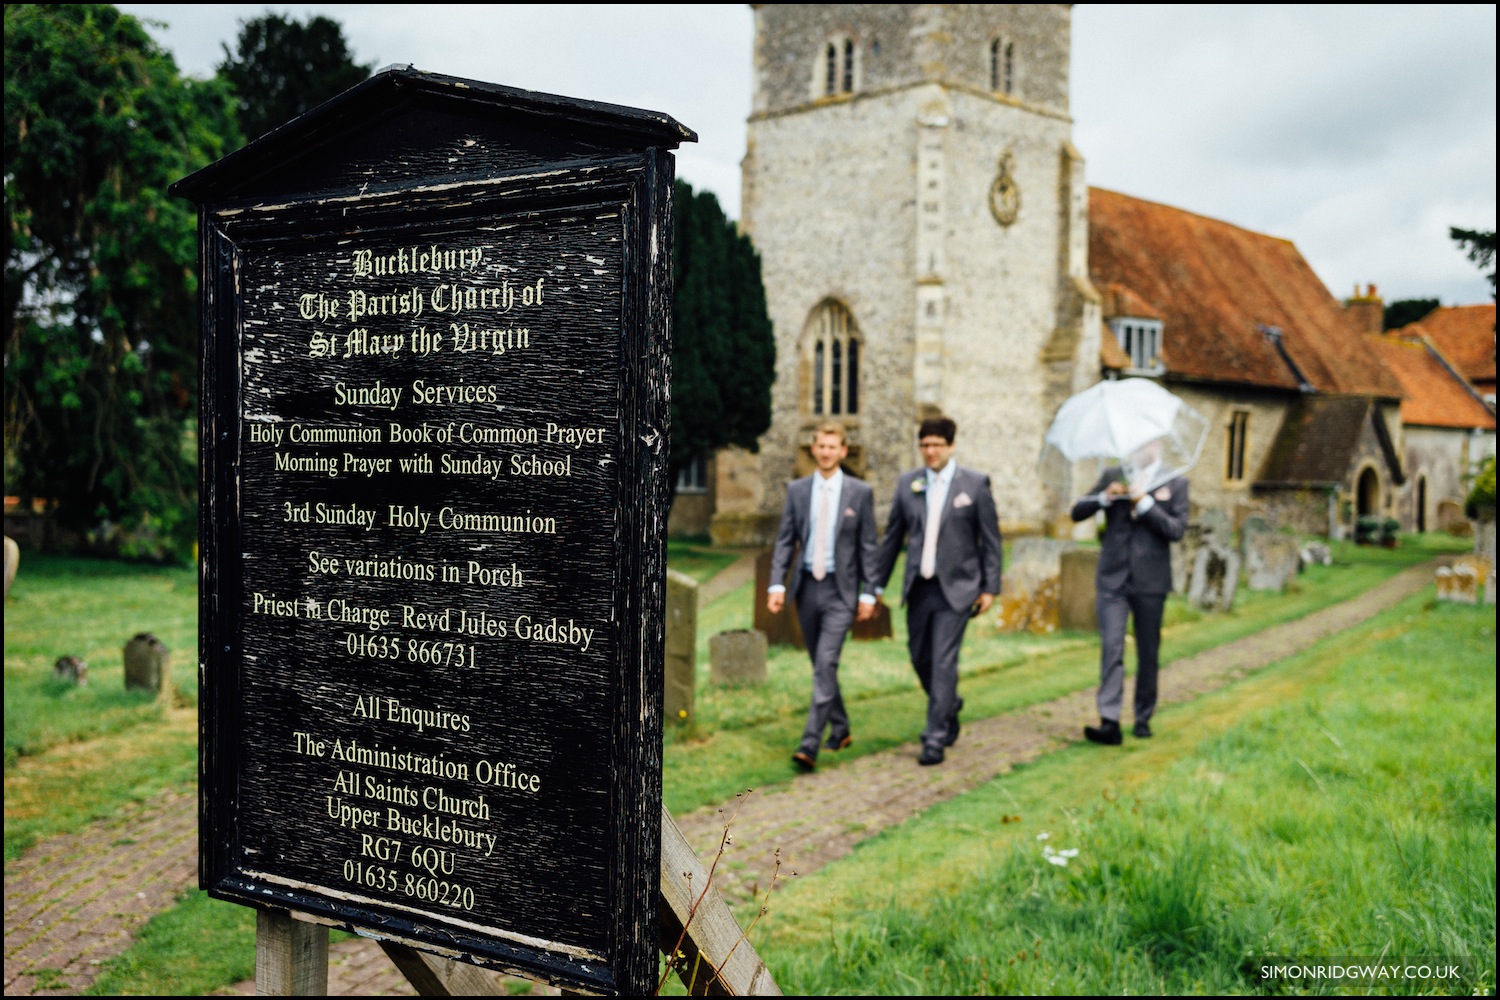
[1088,188,1403,398]
[1256,396,1378,485]
[1368,334,1495,430]
[1399,304,1495,387]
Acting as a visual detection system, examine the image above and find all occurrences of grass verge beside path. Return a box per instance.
[753,591,1496,995]
[4,555,199,861]
[664,539,1463,814]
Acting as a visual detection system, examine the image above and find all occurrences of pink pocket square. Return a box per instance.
[953,492,973,508]
[844,507,857,518]
[1154,487,1172,501]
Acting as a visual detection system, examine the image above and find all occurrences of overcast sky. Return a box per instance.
[118,3,1497,308]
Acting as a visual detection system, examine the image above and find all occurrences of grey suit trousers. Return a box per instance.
[1096,589,1165,724]
[795,573,855,757]
[906,577,968,750]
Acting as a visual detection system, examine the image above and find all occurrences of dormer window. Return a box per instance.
[1109,317,1165,375]
[990,37,1015,94]
[821,36,857,97]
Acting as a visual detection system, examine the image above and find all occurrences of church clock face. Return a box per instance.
[989,150,1021,226]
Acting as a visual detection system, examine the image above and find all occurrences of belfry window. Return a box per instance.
[990,38,1015,94]
[806,301,861,417]
[823,36,856,96]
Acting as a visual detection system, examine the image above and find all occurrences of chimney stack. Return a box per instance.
[1344,283,1384,335]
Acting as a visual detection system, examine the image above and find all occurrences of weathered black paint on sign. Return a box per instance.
[174,68,692,995]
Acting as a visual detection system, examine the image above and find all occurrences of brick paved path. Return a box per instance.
[3,560,1438,996]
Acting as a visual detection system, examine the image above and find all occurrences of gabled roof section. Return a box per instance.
[1088,188,1403,399]
[173,65,695,204]
[1256,395,1404,487]
[1399,304,1496,388]
[1369,334,1496,430]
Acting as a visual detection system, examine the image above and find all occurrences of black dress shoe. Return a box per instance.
[1132,720,1152,738]
[918,745,945,766]
[825,734,853,751]
[792,751,816,772]
[1084,719,1123,746]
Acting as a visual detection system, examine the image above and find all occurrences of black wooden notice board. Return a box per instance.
[173,67,693,995]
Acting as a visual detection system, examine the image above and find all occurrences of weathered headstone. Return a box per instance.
[1058,548,1100,631]
[753,549,804,648]
[1173,509,1231,595]
[1441,555,1494,606]
[123,633,168,694]
[1299,541,1333,569]
[995,537,1071,633]
[1437,499,1468,535]
[709,629,768,686]
[53,655,88,685]
[664,570,698,724]
[1245,535,1300,591]
[174,68,691,994]
[1187,543,1240,611]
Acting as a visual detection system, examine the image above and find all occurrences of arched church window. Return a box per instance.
[805,301,861,417]
[821,35,857,96]
[990,37,1015,94]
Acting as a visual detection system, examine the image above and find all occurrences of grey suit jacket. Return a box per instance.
[875,465,1003,613]
[1070,468,1188,595]
[768,473,880,611]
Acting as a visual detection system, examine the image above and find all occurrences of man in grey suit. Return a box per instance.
[874,416,1002,766]
[767,421,880,772]
[1070,439,1189,744]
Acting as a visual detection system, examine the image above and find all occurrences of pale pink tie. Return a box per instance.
[920,480,939,579]
[812,484,830,581]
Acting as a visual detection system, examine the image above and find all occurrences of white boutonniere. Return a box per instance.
[911,478,926,494]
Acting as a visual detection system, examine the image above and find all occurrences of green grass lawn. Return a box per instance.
[750,592,1496,995]
[664,537,1468,814]
[4,533,1483,995]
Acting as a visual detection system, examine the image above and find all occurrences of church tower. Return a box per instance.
[713,4,1099,543]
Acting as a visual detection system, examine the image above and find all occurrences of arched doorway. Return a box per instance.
[1356,467,1381,518]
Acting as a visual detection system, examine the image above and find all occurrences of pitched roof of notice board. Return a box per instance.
[173,65,697,203]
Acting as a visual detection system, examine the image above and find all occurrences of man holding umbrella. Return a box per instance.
[1070,438,1189,744]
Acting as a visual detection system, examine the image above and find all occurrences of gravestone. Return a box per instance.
[1245,534,1300,591]
[753,549,804,648]
[996,537,1070,634]
[709,629,768,686]
[1437,499,1468,535]
[1187,544,1240,611]
[123,633,169,694]
[173,67,691,995]
[1299,541,1333,569]
[1173,509,1230,595]
[53,655,88,685]
[664,570,698,724]
[1058,548,1100,631]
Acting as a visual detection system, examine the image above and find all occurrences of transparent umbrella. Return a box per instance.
[1038,378,1208,499]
